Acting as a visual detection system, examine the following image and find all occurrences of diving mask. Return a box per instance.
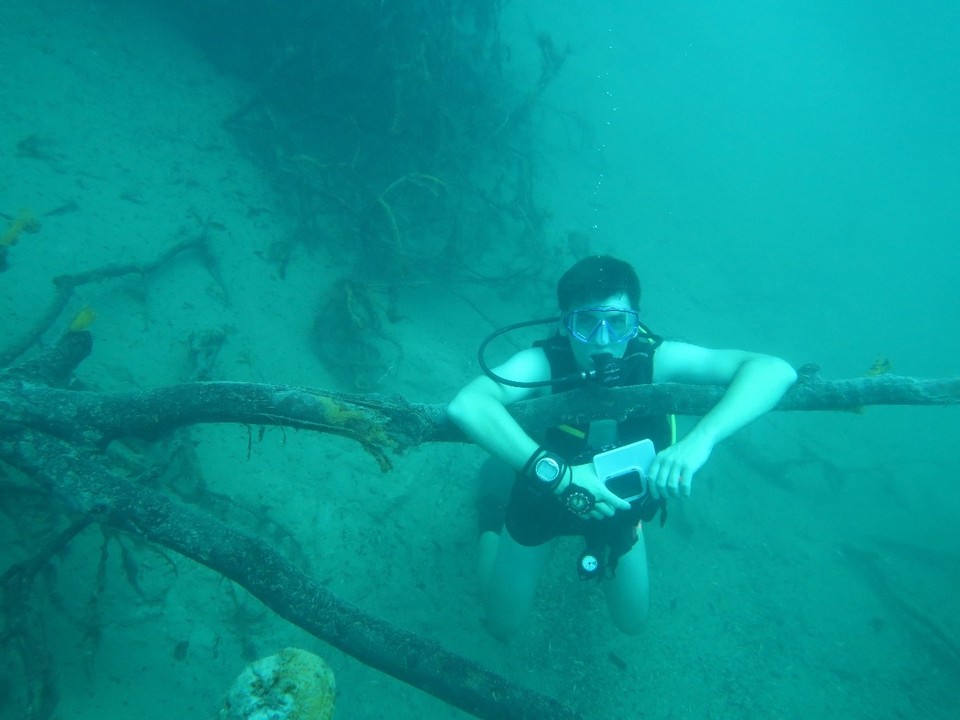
[562,306,640,344]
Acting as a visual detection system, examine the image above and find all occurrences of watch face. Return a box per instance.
[535,456,561,483]
[565,488,594,515]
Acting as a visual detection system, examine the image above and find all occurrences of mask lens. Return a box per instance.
[606,312,633,337]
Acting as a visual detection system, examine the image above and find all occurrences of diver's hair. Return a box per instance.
[556,255,641,311]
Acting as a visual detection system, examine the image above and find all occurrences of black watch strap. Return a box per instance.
[560,482,596,516]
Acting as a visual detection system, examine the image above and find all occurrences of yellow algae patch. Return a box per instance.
[1,210,40,247]
[68,307,97,332]
[866,357,891,376]
[847,357,893,414]
[315,394,392,447]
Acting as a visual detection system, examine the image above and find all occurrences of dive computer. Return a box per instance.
[522,449,566,494]
[532,453,564,493]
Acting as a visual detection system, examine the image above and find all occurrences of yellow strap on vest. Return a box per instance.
[556,423,586,439]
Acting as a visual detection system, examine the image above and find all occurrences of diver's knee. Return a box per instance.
[477,531,500,589]
[610,597,649,635]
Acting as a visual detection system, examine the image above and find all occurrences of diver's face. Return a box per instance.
[561,292,639,370]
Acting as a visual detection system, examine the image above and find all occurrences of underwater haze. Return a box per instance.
[1,1,958,719]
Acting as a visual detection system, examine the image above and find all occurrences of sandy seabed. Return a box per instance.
[2,2,958,719]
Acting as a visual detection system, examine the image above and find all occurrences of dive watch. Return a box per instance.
[524,449,566,494]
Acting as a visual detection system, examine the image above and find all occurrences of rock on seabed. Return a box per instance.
[219,647,336,720]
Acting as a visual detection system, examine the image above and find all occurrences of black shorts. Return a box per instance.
[504,477,647,552]
[504,479,587,546]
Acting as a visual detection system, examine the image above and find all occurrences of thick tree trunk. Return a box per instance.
[4,333,958,467]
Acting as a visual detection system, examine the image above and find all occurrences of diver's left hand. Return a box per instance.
[567,462,632,520]
[647,431,715,499]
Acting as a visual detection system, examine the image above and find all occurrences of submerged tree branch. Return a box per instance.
[2,333,958,469]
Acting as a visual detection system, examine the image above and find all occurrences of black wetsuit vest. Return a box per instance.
[536,333,674,460]
[503,331,672,573]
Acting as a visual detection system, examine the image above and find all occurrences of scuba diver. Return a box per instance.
[446,255,797,639]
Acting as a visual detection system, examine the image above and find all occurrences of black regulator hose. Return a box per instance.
[478,316,661,389]
[477,316,631,389]
[476,316,571,388]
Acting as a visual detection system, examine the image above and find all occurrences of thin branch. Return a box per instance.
[0,235,206,367]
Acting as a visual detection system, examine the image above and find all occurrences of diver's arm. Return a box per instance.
[648,342,797,497]
[446,348,549,472]
[448,347,629,518]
